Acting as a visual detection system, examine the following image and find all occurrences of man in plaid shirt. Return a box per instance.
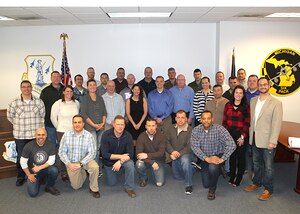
[7,80,45,187]
[191,110,236,200]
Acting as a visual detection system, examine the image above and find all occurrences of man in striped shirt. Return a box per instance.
[191,110,236,200]
[7,80,45,187]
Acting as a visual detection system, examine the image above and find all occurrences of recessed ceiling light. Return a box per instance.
[107,12,171,18]
[0,16,14,21]
[266,13,300,18]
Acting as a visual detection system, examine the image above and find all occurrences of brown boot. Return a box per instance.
[244,184,260,192]
[258,190,272,201]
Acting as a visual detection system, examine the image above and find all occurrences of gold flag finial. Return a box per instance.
[60,33,68,40]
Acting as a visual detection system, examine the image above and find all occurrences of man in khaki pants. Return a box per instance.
[59,114,100,198]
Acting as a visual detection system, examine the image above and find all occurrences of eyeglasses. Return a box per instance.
[258,83,269,87]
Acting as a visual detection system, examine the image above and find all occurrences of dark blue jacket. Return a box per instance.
[101,128,133,167]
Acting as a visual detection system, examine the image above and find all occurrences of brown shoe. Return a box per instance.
[207,191,216,200]
[258,190,272,201]
[139,180,147,187]
[244,184,260,192]
[45,186,61,196]
[89,189,100,198]
[125,189,136,198]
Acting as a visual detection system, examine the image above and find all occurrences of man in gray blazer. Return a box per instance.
[244,77,283,201]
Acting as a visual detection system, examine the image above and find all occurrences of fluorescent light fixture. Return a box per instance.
[266,13,300,18]
[0,16,14,21]
[108,12,171,18]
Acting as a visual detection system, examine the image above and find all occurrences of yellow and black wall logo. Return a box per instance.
[261,48,300,96]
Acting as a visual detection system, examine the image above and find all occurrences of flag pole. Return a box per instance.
[60,33,68,86]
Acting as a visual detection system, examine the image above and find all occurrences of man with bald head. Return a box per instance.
[102,80,125,130]
[120,73,146,101]
[170,74,194,124]
[20,128,60,197]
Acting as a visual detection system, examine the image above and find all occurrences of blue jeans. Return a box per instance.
[252,138,275,193]
[15,139,34,179]
[104,160,135,190]
[136,160,165,186]
[90,130,104,164]
[201,161,221,192]
[172,153,193,187]
[45,126,57,146]
[26,166,58,197]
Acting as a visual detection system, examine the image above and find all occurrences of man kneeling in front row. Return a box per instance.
[191,110,235,200]
[165,110,194,195]
[59,114,100,198]
[101,115,136,198]
[136,118,167,187]
[20,128,60,197]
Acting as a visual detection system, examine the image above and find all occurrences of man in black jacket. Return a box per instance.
[40,71,64,146]
[101,115,136,198]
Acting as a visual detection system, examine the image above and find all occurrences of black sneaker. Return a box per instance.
[16,178,25,187]
[185,186,193,195]
[191,162,201,171]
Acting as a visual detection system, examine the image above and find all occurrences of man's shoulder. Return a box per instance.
[188,81,196,86]
[269,95,282,104]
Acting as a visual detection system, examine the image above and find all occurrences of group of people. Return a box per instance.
[7,66,282,201]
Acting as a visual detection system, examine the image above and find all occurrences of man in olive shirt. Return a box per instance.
[165,110,193,194]
[136,118,167,187]
[206,85,229,125]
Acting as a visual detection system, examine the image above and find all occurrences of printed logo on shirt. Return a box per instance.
[261,48,300,96]
[34,150,48,165]
[22,55,55,95]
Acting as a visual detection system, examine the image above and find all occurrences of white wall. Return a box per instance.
[0,23,216,109]
[218,21,300,122]
[1,21,300,122]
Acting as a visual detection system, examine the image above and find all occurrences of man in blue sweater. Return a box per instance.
[101,115,136,198]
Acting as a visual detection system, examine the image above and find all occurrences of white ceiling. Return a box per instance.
[0,7,300,27]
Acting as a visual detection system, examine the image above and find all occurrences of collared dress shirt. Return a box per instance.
[170,85,194,119]
[58,129,96,165]
[7,95,45,139]
[147,89,174,120]
[191,124,236,161]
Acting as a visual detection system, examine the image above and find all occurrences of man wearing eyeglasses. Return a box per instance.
[7,80,45,187]
[244,77,282,201]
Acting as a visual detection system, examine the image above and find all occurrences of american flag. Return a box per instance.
[60,33,72,86]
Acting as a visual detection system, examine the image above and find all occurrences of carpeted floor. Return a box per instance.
[1,158,300,214]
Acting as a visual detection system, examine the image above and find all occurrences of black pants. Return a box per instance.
[228,129,246,185]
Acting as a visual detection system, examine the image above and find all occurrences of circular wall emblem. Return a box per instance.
[261,48,300,96]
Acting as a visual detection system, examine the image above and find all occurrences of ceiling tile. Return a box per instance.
[63,7,104,14]
[171,12,205,18]
[102,7,139,13]
[139,7,176,12]
[175,7,212,13]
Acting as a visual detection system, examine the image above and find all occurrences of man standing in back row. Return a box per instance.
[244,77,282,201]
[40,71,64,145]
[7,80,45,187]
